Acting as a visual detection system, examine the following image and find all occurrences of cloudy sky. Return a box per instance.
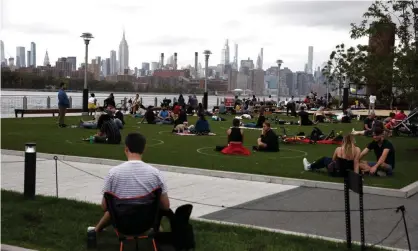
[1,0,372,72]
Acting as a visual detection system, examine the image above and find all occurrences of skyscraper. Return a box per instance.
[118,31,129,74]
[307,46,313,74]
[67,57,77,71]
[221,39,230,65]
[27,51,31,67]
[0,40,5,63]
[233,43,238,69]
[110,50,117,75]
[43,50,50,66]
[30,42,36,66]
[256,48,264,70]
[16,46,25,68]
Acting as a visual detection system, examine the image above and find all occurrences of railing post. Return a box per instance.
[69,96,73,108]
[154,97,158,107]
[47,96,51,108]
[123,97,127,110]
[173,97,177,103]
[140,97,143,104]
[217,98,219,106]
[23,96,28,109]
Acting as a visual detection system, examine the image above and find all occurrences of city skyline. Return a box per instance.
[1,0,371,71]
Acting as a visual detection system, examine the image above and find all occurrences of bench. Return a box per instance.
[15,108,85,118]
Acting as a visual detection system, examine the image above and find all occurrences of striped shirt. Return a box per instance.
[102,160,167,198]
[100,120,121,144]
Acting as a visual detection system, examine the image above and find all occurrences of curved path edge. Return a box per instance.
[2,149,417,198]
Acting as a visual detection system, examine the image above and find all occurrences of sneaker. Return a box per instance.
[351,128,355,133]
[303,158,311,171]
[252,146,258,151]
[376,170,387,177]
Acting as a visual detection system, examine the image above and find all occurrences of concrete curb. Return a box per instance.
[1,244,37,251]
[2,149,417,198]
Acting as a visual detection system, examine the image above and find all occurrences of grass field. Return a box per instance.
[1,190,383,251]
[1,114,418,189]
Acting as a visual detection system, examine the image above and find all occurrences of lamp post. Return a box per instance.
[203,50,212,110]
[413,8,418,54]
[276,59,283,104]
[80,33,94,115]
[343,76,350,111]
[24,142,36,199]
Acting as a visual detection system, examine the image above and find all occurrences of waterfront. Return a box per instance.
[0,90,299,118]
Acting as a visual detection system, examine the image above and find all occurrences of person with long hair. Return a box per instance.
[302,134,361,174]
[216,118,251,155]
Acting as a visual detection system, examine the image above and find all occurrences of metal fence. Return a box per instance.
[0,95,225,117]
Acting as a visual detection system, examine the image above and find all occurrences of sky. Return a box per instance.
[0,0,372,72]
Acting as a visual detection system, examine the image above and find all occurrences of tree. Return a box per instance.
[323,0,418,107]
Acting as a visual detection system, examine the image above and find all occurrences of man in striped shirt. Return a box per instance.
[90,133,170,233]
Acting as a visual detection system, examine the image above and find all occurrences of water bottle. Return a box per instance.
[89,136,94,144]
[87,227,97,249]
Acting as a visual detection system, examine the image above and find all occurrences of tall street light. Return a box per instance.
[203,50,212,110]
[80,32,94,115]
[276,59,283,105]
[413,8,418,54]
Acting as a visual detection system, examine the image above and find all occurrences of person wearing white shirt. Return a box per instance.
[369,94,376,114]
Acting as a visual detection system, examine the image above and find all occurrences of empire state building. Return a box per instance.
[118,31,129,74]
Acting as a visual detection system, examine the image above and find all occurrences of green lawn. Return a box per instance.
[1,190,382,251]
[1,115,418,189]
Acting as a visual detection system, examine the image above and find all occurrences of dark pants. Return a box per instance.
[310,157,333,170]
[58,106,67,125]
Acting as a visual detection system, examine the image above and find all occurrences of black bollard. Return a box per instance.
[24,142,37,199]
[203,92,208,110]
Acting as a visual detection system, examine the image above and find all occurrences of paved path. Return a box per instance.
[0,154,296,218]
[2,153,416,250]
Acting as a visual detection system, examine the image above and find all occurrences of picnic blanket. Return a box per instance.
[176,132,217,136]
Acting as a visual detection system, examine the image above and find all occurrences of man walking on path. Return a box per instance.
[369,94,376,115]
[57,82,69,127]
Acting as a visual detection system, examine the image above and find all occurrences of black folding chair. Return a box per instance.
[104,188,163,251]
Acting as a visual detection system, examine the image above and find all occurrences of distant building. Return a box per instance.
[55,57,72,77]
[27,51,31,67]
[16,46,25,68]
[118,31,129,74]
[67,57,77,71]
[30,42,36,67]
[110,50,117,75]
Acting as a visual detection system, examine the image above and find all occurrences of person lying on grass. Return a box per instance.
[358,127,395,177]
[215,118,250,155]
[302,134,360,176]
[88,133,170,237]
[252,122,279,152]
[242,110,266,128]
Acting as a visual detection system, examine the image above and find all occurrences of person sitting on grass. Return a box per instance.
[141,106,158,124]
[157,106,173,124]
[351,112,376,136]
[215,118,250,155]
[298,106,316,126]
[243,110,266,128]
[302,134,360,174]
[189,113,210,135]
[84,113,121,144]
[88,133,170,239]
[173,107,188,128]
[253,122,279,152]
[358,127,395,177]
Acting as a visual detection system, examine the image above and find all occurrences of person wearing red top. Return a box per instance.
[394,109,407,121]
[172,102,181,115]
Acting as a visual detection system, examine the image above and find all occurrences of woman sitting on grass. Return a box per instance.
[216,118,250,155]
[189,114,211,135]
[302,134,360,175]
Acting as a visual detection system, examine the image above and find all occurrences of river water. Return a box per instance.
[1,90,297,118]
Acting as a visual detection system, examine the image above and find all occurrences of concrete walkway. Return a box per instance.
[1,153,415,250]
[0,154,296,218]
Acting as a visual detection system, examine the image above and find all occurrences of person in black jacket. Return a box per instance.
[253,122,279,152]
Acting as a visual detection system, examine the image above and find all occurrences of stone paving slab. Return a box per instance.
[1,154,297,218]
[1,244,37,251]
[203,187,418,251]
[3,149,417,198]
